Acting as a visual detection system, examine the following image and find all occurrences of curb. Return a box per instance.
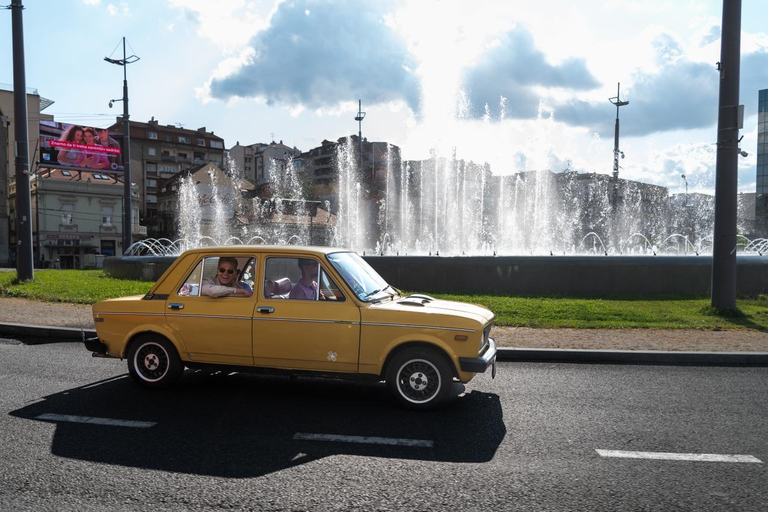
[0,322,96,342]
[496,347,768,366]
[2,322,767,367]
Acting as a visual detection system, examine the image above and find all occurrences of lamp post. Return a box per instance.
[354,99,365,170]
[104,37,139,254]
[9,0,33,280]
[681,174,688,206]
[609,83,629,209]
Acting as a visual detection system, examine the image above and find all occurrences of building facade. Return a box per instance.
[228,140,300,193]
[756,88,768,237]
[22,168,140,268]
[108,118,225,238]
[0,85,54,266]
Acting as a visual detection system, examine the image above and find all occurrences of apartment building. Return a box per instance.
[228,140,300,193]
[108,117,225,237]
[0,84,54,266]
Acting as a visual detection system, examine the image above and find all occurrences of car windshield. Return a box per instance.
[327,252,391,302]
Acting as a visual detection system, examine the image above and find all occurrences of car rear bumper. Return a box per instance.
[459,338,497,374]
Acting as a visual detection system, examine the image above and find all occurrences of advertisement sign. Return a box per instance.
[196,184,235,221]
[38,121,124,173]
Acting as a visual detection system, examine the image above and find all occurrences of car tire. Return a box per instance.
[127,335,183,389]
[386,347,454,410]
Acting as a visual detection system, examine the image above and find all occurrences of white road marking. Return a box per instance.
[294,432,434,448]
[596,449,763,464]
[36,413,156,428]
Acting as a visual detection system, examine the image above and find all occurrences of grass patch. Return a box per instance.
[0,270,151,304]
[1,271,767,330]
[420,292,768,331]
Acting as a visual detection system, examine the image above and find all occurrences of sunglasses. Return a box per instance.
[218,268,236,275]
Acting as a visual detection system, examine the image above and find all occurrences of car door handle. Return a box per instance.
[257,306,274,314]
[168,303,184,310]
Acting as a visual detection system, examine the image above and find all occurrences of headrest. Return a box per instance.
[274,277,292,294]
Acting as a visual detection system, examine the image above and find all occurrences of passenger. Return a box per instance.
[201,257,253,298]
[289,258,319,300]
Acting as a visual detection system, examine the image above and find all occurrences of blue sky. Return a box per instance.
[2,0,767,194]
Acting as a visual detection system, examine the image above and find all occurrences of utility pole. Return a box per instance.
[712,0,743,310]
[609,83,629,209]
[105,37,139,254]
[9,0,33,280]
[355,99,365,170]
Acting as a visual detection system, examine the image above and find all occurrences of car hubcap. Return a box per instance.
[397,359,440,404]
[135,343,169,382]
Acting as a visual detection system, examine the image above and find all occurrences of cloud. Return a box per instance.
[554,34,768,137]
[460,25,600,119]
[208,0,420,111]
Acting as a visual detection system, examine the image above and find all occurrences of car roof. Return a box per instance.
[178,245,353,257]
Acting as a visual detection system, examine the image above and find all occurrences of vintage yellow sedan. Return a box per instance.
[86,246,496,409]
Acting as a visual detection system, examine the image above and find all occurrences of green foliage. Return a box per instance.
[417,292,768,331]
[0,270,151,304]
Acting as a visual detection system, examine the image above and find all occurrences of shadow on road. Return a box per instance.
[10,370,505,478]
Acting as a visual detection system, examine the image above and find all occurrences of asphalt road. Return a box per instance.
[1,338,766,511]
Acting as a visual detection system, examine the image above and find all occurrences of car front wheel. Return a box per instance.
[386,347,453,410]
[127,335,183,389]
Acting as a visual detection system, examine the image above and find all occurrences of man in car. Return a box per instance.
[202,257,252,298]
[289,258,319,300]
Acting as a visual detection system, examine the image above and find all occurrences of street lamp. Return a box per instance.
[681,174,688,206]
[354,99,365,169]
[104,37,139,254]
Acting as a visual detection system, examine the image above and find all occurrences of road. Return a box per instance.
[1,338,766,511]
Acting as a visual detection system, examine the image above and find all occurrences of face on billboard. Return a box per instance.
[39,121,124,173]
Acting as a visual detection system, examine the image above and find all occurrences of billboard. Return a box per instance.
[38,121,124,173]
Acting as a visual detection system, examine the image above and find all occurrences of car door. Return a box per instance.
[165,255,256,365]
[253,255,360,372]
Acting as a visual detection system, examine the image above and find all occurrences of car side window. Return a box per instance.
[319,268,345,301]
[178,256,256,298]
[263,257,343,302]
[178,259,205,297]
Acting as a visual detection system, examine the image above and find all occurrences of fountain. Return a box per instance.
[104,98,768,295]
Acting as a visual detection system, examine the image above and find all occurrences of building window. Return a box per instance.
[161,165,176,174]
[197,139,206,147]
[100,239,116,256]
[146,194,158,204]
[178,152,188,159]
[146,178,157,188]
[101,206,113,226]
[61,204,74,225]
[210,140,224,149]
[148,131,158,140]
[148,147,156,156]
[179,136,191,144]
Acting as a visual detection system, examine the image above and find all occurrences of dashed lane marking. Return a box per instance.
[36,413,156,428]
[294,432,434,448]
[596,449,763,464]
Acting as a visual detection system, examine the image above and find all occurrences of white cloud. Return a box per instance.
[166,0,275,53]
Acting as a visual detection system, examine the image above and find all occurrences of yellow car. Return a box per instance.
[87,246,497,409]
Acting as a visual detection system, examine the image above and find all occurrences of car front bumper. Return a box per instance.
[84,336,107,355]
[459,337,497,376]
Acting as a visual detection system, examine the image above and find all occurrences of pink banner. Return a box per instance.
[51,140,121,155]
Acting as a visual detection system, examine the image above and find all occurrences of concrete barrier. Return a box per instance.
[103,254,768,296]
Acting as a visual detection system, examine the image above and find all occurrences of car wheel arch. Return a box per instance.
[124,329,183,361]
[380,341,457,380]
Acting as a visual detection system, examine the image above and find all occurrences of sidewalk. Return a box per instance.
[2,297,767,365]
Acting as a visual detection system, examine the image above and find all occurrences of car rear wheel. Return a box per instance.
[127,335,183,389]
[386,347,453,410]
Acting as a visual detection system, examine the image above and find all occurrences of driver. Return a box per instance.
[201,257,253,298]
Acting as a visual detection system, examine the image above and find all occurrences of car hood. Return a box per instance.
[363,295,494,331]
